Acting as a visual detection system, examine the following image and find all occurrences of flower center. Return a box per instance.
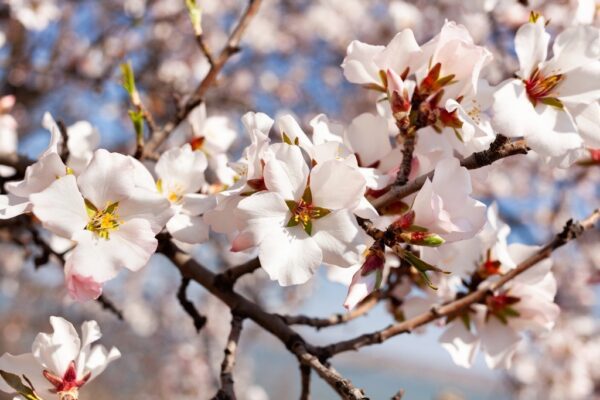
[156,179,184,204]
[189,136,205,151]
[485,293,521,324]
[524,68,564,107]
[43,361,91,398]
[285,187,330,236]
[84,200,121,240]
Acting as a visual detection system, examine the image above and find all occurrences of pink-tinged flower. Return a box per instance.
[30,149,172,301]
[233,145,367,285]
[0,316,120,399]
[492,18,600,165]
[343,241,385,310]
[414,21,492,102]
[341,29,421,91]
[439,244,560,369]
[421,203,514,278]
[0,113,67,220]
[411,158,486,242]
[155,144,214,244]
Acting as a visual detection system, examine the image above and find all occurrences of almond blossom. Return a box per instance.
[439,244,560,369]
[492,16,600,165]
[0,316,119,400]
[30,149,171,301]
[233,144,367,285]
[155,144,214,244]
[0,113,67,220]
[411,158,487,242]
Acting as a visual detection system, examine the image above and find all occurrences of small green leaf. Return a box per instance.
[0,370,42,400]
[120,61,137,96]
[128,109,144,141]
[185,0,203,35]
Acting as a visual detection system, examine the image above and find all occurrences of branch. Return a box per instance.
[395,134,416,186]
[96,294,124,321]
[177,276,207,332]
[372,135,528,209]
[162,243,368,400]
[300,364,311,400]
[56,120,70,163]
[280,291,381,329]
[195,34,215,67]
[215,257,261,288]
[213,314,244,400]
[391,389,405,400]
[144,0,263,156]
[318,209,599,357]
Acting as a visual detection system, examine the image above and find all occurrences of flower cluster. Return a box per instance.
[0,7,598,398]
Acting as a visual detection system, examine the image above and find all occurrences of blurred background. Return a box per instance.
[0,0,599,399]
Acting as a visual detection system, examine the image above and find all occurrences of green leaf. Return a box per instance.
[185,0,203,35]
[402,251,449,290]
[128,109,144,141]
[120,61,137,96]
[0,370,42,400]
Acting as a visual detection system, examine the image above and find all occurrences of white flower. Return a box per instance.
[439,244,559,369]
[0,316,120,399]
[155,144,214,244]
[411,158,486,242]
[233,144,367,285]
[63,121,100,175]
[30,149,171,301]
[7,0,60,31]
[0,95,18,178]
[341,29,421,90]
[492,18,600,165]
[0,113,67,220]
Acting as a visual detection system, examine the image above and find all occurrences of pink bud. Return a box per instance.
[343,251,384,310]
[386,69,405,95]
[230,231,255,252]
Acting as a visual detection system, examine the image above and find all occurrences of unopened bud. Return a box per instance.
[399,231,445,247]
[391,210,415,230]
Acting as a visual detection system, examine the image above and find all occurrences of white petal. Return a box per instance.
[156,144,207,194]
[167,214,210,244]
[81,345,120,384]
[235,192,289,245]
[0,353,51,396]
[341,41,384,85]
[181,193,216,215]
[345,113,392,167]
[263,144,309,200]
[310,159,366,210]
[30,175,88,239]
[557,62,600,105]
[0,194,30,219]
[276,115,315,156]
[118,188,173,234]
[479,318,522,369]
[514,19,549,78]
[439,321,480,368]
[32,316,81,377]
[312,210,364,268]
[6,152,66,198]
[545,25,600,75]
[77,149,136,207]
[258,225,322,286]
[571,102,600,148]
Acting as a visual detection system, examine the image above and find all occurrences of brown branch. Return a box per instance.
[300,364,311,400]
[215,257,261,288]
[318,209,599,358]
[213,314,244,400]
[280,291,381,329]
[195,34,215,67]
[177,276,207,332]
[391,389,405,400]
[395,134,416,186]
[96,294,124,321]
[56,120,70,163]
[372,135,529,209]
[144,0,263,156]
[162,244,368,400]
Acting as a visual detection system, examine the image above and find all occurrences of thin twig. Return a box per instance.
[318,209,600,357]
[215,257,261,288]
[372,135,529,209]
[300,364,311,400]
[391,389,405,400]
[96,294,124,321]
[56,120,70,163]
[144,0,263,156]
[177,277,207,332]
[195,34,215,66]
[213,314,244,400]
[395,134,416,186]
